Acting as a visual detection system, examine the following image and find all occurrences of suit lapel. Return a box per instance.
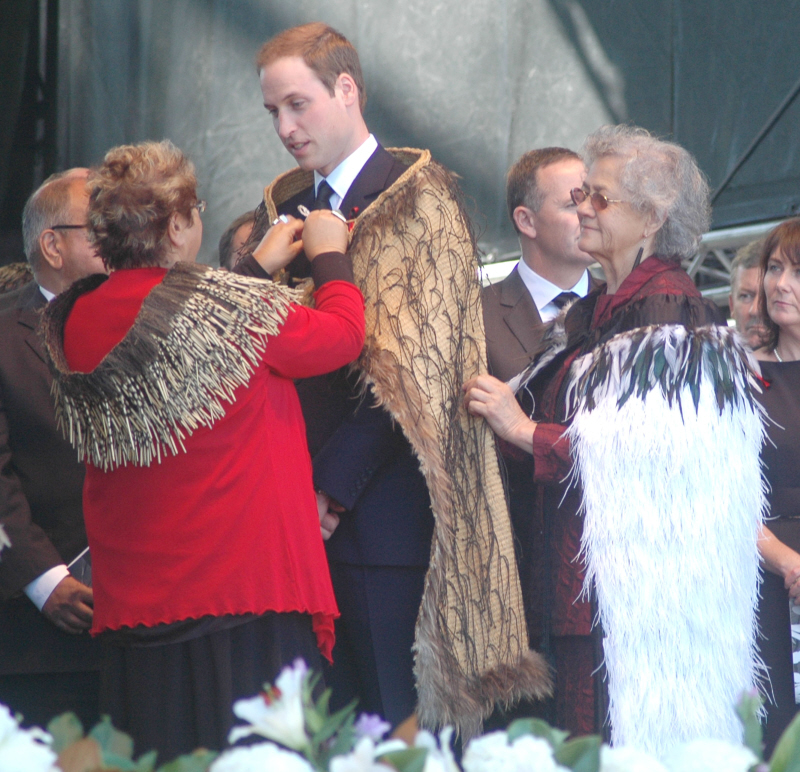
[501,267,544,355]
[339,145,401,219]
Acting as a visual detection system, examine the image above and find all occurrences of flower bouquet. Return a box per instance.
[4,660,800,771]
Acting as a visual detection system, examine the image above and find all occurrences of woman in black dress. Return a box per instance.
[754,217,800,754]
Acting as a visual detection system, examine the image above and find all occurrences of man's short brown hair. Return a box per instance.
[506,147,581,233]
[256,23,367,112]
[729,237,764,295]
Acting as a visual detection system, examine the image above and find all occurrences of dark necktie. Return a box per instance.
[552,291,580,310]
[313,180,335,210]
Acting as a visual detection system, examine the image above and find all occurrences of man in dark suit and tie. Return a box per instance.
[235,22,434,728]
[0,168,106,728]
[234,23,554,732]
[482,148,598,383]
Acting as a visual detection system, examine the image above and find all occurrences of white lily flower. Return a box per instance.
[601,745,668,772]
[228,659,309,750]
[330,736,396,772]
[463,730,569,772]
[662,739,758,772]
[0,704,59,772]
[415,727,460,772]
[210,740,315,772]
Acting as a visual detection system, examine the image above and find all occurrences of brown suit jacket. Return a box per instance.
[0,282,102,674]
[482,265,545,383]
[482,264,602,382]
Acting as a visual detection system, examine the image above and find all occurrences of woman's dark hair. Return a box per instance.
[758,217,800,351]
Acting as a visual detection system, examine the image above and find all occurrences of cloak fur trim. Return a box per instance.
[0,262,33,294]
[264,149,552,738]
[40,263,299,470]
[565,324,766,756]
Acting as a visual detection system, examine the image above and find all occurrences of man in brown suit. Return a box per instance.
[482,147,597,382]
[0,169,106,728]
[480,151,598,721]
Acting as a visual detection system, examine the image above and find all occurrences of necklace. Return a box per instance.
[775,348,783,362]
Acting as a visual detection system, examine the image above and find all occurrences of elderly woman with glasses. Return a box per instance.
[40,140,365,760]
[465,124,766,756]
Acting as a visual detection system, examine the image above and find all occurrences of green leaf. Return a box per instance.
[736,692,764,761]
[47,711,84,754]
[554,735,601,772]
[769,711,800,772]
[133,749,159,771]
[506,718,569,749]
[377,747,428,772]
[89,715,136,760]
[102,751,141,771]
[156,749,217,772]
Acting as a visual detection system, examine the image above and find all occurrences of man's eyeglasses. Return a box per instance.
[570,187,625,210]
[50,224,87,230]
[194,200,207,214]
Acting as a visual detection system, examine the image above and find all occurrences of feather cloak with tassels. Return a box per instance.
[564,324,766,757]
[515,299,767,756]
[261,148,552,739]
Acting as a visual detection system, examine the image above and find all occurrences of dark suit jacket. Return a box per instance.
[0,282,102,674]
[278,145,435,567]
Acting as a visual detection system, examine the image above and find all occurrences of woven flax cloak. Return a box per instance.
[263,148,551,737]
[562,324,766,757]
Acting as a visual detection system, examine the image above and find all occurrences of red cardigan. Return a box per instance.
[62,266,365,662]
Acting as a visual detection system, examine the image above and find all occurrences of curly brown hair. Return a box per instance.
[88,140,197,270]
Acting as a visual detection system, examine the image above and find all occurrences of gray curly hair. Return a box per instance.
[582,125,710,261]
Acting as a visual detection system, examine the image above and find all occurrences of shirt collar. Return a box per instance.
[314,134,378,209]
[39,284,56,303]
[516,258,590,314]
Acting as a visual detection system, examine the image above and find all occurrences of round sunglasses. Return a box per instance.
[570,187,625,210]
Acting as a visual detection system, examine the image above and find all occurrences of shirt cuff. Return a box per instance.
[24,564,70,611]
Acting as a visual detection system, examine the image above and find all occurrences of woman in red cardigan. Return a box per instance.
[41,140,365,760]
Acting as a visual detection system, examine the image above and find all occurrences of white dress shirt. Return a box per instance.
[516,259,590,323]
[313,134,378,212]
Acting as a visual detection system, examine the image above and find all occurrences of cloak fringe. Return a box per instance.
[40,263,299,470]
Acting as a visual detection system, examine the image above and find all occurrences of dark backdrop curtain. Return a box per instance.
[0,0,37,266]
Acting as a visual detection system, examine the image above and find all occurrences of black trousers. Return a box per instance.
[324,563,426,727]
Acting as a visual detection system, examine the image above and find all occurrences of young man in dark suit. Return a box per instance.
[0,168,106,728]
[238,23,552,735]
[241,22,433,728]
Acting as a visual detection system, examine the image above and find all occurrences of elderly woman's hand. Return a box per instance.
[302,210,349,261]
[463,374,536,454]
[786,563,800,602]
[758,525,800,601]
[252,216,304,274]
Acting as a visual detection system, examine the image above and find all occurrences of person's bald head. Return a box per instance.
[22,169,106,294]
